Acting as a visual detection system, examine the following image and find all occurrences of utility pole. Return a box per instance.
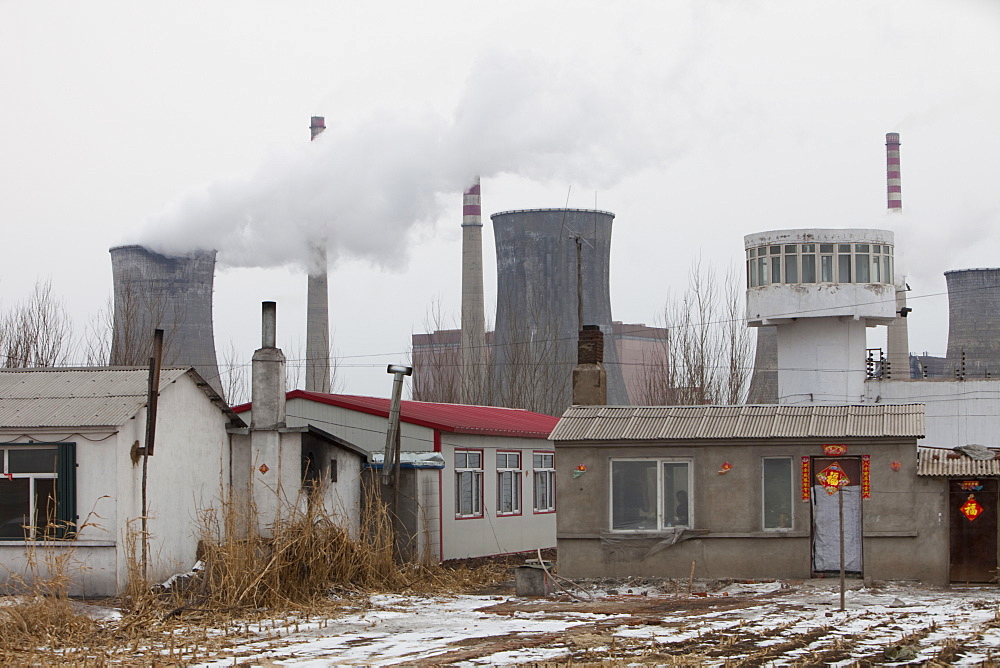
[141,328,163,582]
[382,365,413,521]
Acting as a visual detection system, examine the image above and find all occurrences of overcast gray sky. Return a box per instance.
[1,0,998,398]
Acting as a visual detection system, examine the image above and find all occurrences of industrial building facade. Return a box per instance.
[412,321,668,410]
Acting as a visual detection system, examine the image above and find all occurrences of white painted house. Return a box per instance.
[233,392,560,561]
[0,367,243,597]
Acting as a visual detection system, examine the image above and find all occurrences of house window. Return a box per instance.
[496,452,521,515]
[762,457,793,530]
[455,450,483,518]
[532,452,556,513]
[610,459,691,531]
[0,444,76,540]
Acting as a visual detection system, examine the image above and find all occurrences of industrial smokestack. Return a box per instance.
[109,245,223,396]
[460,177,486,403]
[885,131,910,378]
[305,115,332,393]
[945,269,1000,379]
[309,116,326,141]
[491,208,628,413]
[885,132,902,211]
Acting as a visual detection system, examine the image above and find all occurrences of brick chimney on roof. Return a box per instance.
[573,325,607,406]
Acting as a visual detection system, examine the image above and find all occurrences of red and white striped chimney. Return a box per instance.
[886,132,902,211]
[462,179,482,226]
[310,116,326,142]
[460,177,486,403]
[885,131,909,379]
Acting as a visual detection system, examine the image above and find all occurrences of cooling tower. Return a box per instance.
[109,245,223,396]
[945,269,1000,378]
[491,208,627,413]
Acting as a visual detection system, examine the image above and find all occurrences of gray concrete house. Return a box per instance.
[548,403,961,583]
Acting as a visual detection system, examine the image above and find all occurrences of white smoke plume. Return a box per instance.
[132,49,690,271]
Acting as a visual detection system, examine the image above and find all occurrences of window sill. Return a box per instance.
[0,540,116,547]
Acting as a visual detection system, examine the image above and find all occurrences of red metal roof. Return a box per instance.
[232,391,559,439]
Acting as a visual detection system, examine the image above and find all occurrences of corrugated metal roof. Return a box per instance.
[0,367,244,428]
[237,391,559,439]
[918,447,1000,476]
[550,404,925,442]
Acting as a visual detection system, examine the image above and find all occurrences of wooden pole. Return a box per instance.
[575,237,583,332]
[141,328,163,583]
[839,485,846,611]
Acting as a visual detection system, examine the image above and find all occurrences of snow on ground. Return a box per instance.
[185,580,1000,666]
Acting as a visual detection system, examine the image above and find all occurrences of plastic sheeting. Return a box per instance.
[811,485,862,572]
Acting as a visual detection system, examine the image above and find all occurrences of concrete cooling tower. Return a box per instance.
[491,208,627,413]
[945,268,1000,378]
[109,245,223,396]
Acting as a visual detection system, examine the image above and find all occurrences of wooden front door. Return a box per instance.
[811,456,863,575]
[950,478,998,583]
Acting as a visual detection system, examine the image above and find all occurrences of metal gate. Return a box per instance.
[950,478,997,583]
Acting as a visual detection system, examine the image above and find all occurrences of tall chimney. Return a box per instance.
[884,131,910,379]
[885,132,902,211]
[305,116,332,393]
[460,177,486,404]
[251,301,286,430]
[250,301,287,533]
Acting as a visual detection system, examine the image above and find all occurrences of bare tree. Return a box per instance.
[0,278,75,368]
[411,301,462,404]
[633,260,754,405]
[219,339,250,406]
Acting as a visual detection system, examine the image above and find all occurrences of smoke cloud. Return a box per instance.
[132,49,690,271]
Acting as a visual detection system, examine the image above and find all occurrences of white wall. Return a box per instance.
[283,399,436,454]
[867,378,1000,448]
[0,372,234,597]
[438,433,556,560]
[0,426,121,597]
[777,318,870,404]
[122,372,232,591]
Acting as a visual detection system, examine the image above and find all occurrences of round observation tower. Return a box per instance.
[744,229,897,404]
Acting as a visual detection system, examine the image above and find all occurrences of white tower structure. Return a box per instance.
[745,229,897,404]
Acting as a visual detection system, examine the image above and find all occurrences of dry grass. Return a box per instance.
[0,481,515,664]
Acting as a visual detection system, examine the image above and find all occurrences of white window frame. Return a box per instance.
[609,457,692,533]
[532,451,556,513]
[762,456,795,531]
[454,449,483,519]
[496,451,522,516]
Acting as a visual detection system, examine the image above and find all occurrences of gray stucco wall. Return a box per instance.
[555,437,950,584]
